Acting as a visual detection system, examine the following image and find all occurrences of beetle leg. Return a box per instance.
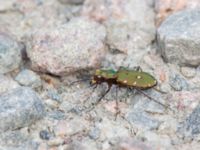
[114,86,120,120]
[134,66,142,72]
[96,84,112,105]
[153,87,167,94]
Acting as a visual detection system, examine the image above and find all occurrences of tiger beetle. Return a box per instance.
[71,67,170,115]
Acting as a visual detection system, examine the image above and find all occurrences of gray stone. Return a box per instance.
[58,0,85,5]
[0,87,45,132]
[15,69,42,88]
[157,9,200,66]
[0,74,20,94]
[180,66,196,78]
[0,33,22,73]
[126,110,161,130]
[178,104,200,138]
[169,73,189,91]
[27,17,106,76]
[88,127,101,140]
[0,131,38,150]
[39,130,51,140]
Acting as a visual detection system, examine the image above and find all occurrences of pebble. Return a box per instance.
[26,17,106,76]
[157,9,200,66]
[45,99,59,109]
[180,66,196,78]
[39,130,51,140]
[15,69,42,88]
[88,127,101,140]
[0,87,45,132]
[169,73,188,91]
[0,32,22,73]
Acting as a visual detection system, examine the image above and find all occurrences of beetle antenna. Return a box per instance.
[135,88,172,111]
[153,87,167,94]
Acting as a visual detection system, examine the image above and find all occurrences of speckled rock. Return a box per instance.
[157,9,200,66]
[27,17,106,76]
[169,73,189,91]
[0,131,38,150]
[178,103,200,138]
[15,69,42,88]
[105,0,155,53]
[180,66,196,78]
[54,117,89,136]
[0,74,20,94]
[0,87,45,132]
[0,33,22,73]
[126,110,161,130]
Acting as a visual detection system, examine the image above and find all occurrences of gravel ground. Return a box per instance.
[0,0,200,150]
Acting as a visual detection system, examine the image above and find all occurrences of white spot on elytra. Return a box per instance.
[133,81,137,85]
[137,75,141,79]
[123,80,127,83]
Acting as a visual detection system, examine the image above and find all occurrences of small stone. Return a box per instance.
[0,32,22,73]
[169,73,188,91]
[0,87,45,132]
[45,99,59,109]
[15,69,42,88]
[157,9,200,66]
[88,127,101,140]
[39,130,51,140]
[26,17,106,76]
[180,66,196,78]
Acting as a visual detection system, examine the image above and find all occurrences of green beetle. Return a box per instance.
[89,67,168,110]
[116,67,157,89]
